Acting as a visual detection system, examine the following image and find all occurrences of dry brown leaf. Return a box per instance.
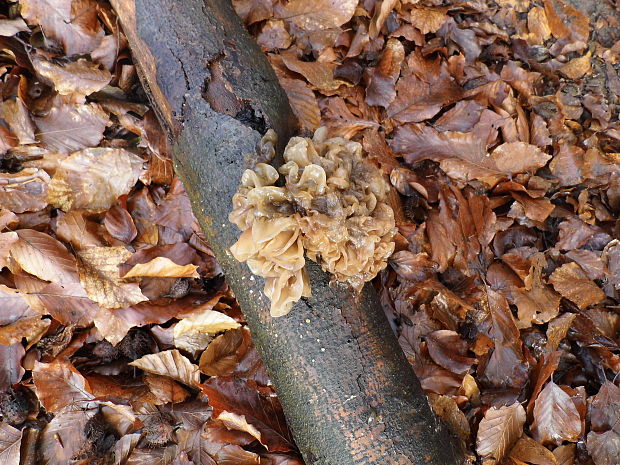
[278,78,321,131]
[35,281,100,327]
[93,307,134,345]
[476,403,526,463]
[39,408,98,465]
[549,262,605,309]
[32,359,95,412]
[144,374,190,405]
[56,210,105,249]
[256,19,292,50]
[0,316,50,345]
[425,330,475,375]
[11,229,79,284]
[428,393,471,445]
[509,435,556,465]
[0,344,25,391]
[104,205,138,243]
[199,328,244,377]
[0,423,22,465]
[553,444,575,465]
[47,147,145,211]
[559,52,591,80]
[365,38,404,108]
[129,350,201,387]
[275,0,357,31]
[393,125,550,186]
[34,96,110,153]
[77,246,148,309]
[31,55,112,98]
[0,285,36,326]
[281,53,346,91]
[0,168,50,213]
[527,7,551,45]
[587,430,620,465]
[368,0,398,38]
[174,310,240,353]
[123,257,199,279]
[0,232,17,270]
[409,6,449,34]
[532,381,582,446]
[217,411,263,445]
[20,0,103,55]
[0,98,36,144]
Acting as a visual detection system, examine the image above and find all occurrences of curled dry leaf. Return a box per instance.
[77,246,148,309]
[199,328,244,377]
[0,423,21,465]
[281,53,346,91]
[532,381,582,446]
[20,0,103,55]
[425,330,475,375]
[47,148,145,211]
[129,350,201,388]
[123,257,199,279]
[589,381,620,433]
[93,307,134,346]
[31,55,112,98]
[173,310,240,353]
[105,205,138,243]
[476,402,526,463]
[427,394,470,446]
[365,38,404,108]
[32,360,95,412]
[549,262,605,309]
[0,168,50,213]
[11,229,79,284]
[34,97,110,153]
[216,411,263,445]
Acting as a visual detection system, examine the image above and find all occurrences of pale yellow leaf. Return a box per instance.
[217,411,263,444]
[173,310,240,352]
[77,246,147,309]
[129,350,200,387]
[123,256,199,278]
[31,55,112,97]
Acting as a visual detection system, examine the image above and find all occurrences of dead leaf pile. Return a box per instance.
[0,0,619,464]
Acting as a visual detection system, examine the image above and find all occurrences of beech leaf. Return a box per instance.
[77,246,148,309]
[123,256,199,278]
[549,262,605,309]
[532,381,582,445]
[47,148,145,211]
[476,402,526,463]
[11,229,79,284]
[173,310,240,353]
[0,423,22,465]
[129,350,201,387]
[32,360,95,412]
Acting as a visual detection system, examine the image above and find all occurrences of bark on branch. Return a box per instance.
[110,1,464,464]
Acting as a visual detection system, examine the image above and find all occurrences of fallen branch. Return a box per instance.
[110,1,464,464]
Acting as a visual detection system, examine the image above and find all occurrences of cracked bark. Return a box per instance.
[110,1,464,464]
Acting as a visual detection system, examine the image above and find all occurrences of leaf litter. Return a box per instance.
[0,0,618,464]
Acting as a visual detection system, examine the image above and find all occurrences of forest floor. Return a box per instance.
[0,0,619,464]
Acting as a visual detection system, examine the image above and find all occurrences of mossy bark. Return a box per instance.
[110,1,464,464]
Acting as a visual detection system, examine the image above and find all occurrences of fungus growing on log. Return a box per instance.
[230,128,396,316]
